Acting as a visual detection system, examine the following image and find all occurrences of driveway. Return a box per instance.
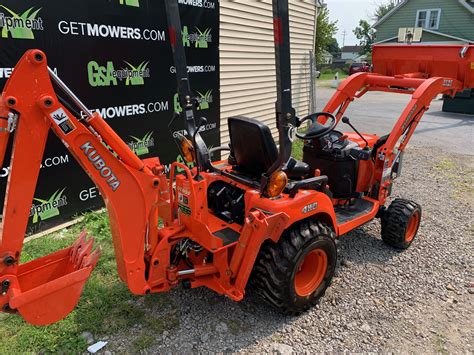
[316,86,474,156]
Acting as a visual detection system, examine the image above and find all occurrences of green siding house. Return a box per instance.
[373,0,474,44]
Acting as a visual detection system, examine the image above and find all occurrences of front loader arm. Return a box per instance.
[0,50,162,324]
[319,66,465,204]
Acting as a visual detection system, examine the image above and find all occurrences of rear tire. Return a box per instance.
[381,198,421,249]
[250,220,337,315]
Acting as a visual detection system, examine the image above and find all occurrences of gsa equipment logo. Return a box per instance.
[30,189,68,224]
[128,132,155,156]
[182,26,212,48]
[119,0,140,7]
[88,60,151,87]
[0,5,44,40]
[174,90,213,112]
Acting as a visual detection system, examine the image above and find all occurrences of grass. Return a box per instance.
[292,139,304,161]
[0,211,177,353]
[318,71,348,81]
[433,333,448,354]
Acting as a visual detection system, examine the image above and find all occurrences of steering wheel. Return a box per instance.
[295,112,337,140]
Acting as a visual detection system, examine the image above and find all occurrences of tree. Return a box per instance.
[326,37,341,58]
[315,7,338,65]
[373,0,401,21]
[353,20,375,55]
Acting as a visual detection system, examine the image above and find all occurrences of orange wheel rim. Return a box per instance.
[405,212,420,242]
[294,248,328,297]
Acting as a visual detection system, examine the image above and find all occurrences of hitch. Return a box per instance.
[0,230,100,325]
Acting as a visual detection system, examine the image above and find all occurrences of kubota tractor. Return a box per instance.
[0,0,472,326]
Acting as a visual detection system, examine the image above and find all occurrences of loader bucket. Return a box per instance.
[3,231,100,326]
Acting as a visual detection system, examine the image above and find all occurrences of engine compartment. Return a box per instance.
[303,131,377,199]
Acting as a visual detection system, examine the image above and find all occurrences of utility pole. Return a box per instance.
[342,30,347,47]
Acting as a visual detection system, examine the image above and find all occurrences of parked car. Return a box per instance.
[349,62,371,75]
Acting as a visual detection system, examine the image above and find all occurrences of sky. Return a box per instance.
[326,0,379,47]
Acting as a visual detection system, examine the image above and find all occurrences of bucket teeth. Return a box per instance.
[73,238,94,269]
[82,248,101,269]
[70,230,87,262]
[68,230,99,270]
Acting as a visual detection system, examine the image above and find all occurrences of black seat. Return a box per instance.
[228,116,310,179]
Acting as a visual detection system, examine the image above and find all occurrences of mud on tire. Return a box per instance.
[381,198,422,249]
[250,220,337,315]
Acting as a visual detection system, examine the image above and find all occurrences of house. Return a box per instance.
[340,46,366,62]
[373,0,474,44]
[322,50,334,64]
[220,0,323,144]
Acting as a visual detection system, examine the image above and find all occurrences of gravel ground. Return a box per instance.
[107,145,473,353]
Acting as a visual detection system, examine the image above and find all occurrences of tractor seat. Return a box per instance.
[228,116,310,179]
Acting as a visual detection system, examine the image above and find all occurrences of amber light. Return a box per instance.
[266,171,288,197]
[180,136,195,163]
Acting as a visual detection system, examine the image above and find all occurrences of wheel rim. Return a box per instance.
[294,248,328,297]
[405,211,420,243]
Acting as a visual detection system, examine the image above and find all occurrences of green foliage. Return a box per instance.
[0,211,176,353]
[292,139,304,161]
[326,37,341,57]
[353,20,376,55]
[315,7,338,65]
[373,0,401,21]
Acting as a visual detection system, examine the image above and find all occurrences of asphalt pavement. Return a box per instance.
[315,86,474,156]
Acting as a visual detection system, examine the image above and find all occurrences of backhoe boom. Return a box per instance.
[0,50,167,324]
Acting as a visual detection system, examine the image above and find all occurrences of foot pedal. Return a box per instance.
[1,230,100,325]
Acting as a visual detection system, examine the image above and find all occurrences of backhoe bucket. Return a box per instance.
[2,231,100,325]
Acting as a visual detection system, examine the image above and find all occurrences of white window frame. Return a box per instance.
[415,9,441,30]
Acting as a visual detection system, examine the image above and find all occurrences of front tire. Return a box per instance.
[250,220,337,315]
[381,198,422,249]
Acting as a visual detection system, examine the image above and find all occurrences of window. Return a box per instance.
[416,9,441,30]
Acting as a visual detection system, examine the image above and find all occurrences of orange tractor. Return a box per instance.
[0,0,473,326]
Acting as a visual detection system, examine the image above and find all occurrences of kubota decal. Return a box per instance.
[80,142,121,191]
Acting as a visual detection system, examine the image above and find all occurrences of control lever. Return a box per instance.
[342,116,369,148]
[193,116,207,177]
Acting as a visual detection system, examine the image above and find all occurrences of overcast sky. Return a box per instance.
[326,0,379,47]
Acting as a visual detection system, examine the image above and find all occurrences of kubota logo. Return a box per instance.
[87,60,150,87]
[81,142,121,191]
[128,131,155,156]
[182,26,212,48]
[174,90,213,112]
[119,0,140,7]
[30,189,68,224]
[0,5,44,40]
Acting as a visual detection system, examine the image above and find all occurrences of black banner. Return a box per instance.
[0,0,220,234]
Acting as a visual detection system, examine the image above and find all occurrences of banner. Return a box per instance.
[0,0,220,234]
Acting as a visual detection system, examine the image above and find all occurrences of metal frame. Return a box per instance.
[265,0,297,180]
[164,0,211,172]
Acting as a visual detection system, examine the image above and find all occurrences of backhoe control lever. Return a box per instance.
[342,116,369,148]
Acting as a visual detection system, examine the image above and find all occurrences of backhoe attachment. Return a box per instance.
[1,231,100,325]
[0,49,161,325]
